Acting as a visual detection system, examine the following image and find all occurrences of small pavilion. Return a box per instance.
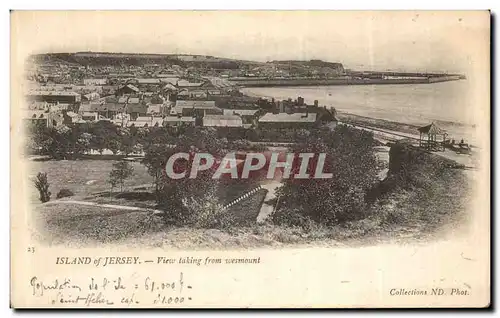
[418,122,447,151]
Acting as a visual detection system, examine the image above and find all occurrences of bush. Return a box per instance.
[158,180,237,230]
[272,208,314,228]
[272,126,379,227]
[56,188,74,199]
[182,189,236,229]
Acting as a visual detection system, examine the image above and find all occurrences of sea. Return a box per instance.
[242,81,481,146]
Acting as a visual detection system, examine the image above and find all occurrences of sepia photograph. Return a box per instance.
[10,10,491,308]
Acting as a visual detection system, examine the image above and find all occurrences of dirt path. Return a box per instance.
[257,181,283,223]
[44,200,163,214]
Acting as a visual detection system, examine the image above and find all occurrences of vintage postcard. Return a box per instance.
[10,10,490,308]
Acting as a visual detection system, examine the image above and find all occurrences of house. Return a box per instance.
[116,84,140,96]
[163,116,196,127]
[83,78,107,86]
[26,101,56,111]
[223,109,259,117]
[257,112,318,129]
[147,103,163,116]
[109,73,135,78]
[206,89,222,95]
[82,92,100,102]
[177,80,204,88]
[81,112,99,122]
[159,77,180,85]
[203,115,243,128]
[64,111,82,124]
[127,97,140,104]
[126,103,148,120]
[171,100,218,116]
[128,116,164,128]
[137,78,161,85]
[23,110,63,128]
[112,112,131,127]
[162,83,178,91]
[26,91,81,104]
[223,109,260,127]
[23,110,48,127]
[213,95,260,109]
[157,69,179,76]
[71,85,104,94]
[177,90,190,98]
[81,102,127,119]
[174,100,216,109]
[118,96,129,104]
[185,89,207,99]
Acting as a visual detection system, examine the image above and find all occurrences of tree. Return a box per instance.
[27,124,53,155]
[75,132,92,155]
[118,127,136,156]
[48,125,72,159]
[90,121,120,154]
[108,161,134,193]
[107,139,122,155]
[142,143,172,201]
[142,127,226,224]
[33,172,51,203]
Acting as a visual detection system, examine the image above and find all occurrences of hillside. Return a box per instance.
[29,52,266,68]
[271,59,344,69]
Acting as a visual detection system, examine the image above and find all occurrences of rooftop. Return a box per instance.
[164,116,196,122]
[175,100,216,109]
[418,122,447,135]
[137,78,161,84]
[223,109,259,116]
[258,112,317,123]
[27,91,81,96]
[177,80,204,87]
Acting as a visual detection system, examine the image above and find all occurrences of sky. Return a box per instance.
[11,11,490,73]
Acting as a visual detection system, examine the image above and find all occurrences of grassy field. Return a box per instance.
[31,204,164,247]
[28,159,154,204]
[28,158,275,247]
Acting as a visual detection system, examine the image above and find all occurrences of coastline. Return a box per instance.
[242,88,424,135]
[241,87,477,148]
[241,87,480,171]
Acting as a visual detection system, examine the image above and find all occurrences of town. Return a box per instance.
[23,52,473,252]
[23,54,340,135]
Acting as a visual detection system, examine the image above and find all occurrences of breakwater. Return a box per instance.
[230,76,462,87]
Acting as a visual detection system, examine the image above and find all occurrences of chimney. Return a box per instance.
[272,102,279,114]
[330,106,337,118]
[314,100,319,107]
[278,101,285,113]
